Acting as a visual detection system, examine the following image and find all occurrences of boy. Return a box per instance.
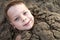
[5,0,56,40]
[5,0,34,40]
[5,1,34,31]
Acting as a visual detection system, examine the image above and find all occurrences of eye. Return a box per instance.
[14,17,20,21]
[23,12,27,15]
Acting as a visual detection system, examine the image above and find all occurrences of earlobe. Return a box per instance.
[10,23,13,25]
[10,23,16,29]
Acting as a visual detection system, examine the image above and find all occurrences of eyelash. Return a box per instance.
[14,17,20,21]
[23,12,27,15]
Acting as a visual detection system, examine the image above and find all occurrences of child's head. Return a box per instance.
[5,1,34,30]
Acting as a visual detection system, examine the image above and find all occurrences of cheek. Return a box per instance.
[14,23,22,29]
[29,14,34,20]
[27,13,34,19]
[12,22,22,27]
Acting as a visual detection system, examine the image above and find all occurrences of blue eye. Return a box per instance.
[14,17,20,21]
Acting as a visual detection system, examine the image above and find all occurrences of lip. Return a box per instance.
[23,19,31,26]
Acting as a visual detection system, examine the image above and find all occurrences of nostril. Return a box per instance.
[22,18,26,22]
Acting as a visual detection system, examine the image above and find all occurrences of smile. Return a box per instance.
[23,19,31,26]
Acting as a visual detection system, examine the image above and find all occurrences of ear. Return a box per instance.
[10,22,13,25]
[10,23,15,28]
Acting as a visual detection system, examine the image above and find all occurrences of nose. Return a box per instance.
[21,15,27,22]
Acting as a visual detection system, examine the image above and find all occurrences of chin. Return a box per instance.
[18,25,33,30]
[26,20,34,30]
[25,23,34,30]
[27,26,33,30]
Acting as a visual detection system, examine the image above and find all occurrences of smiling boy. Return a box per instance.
[5,1,34,30]
[4,0,60,40]
[5,1,34,40]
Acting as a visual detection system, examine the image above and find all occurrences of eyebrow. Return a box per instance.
[13,15,19,19]
[12,10,26,18]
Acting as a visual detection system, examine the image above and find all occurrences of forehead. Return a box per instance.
[7,3,28,14]
[7,3,28,18]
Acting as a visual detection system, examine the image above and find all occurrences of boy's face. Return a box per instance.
[7,3,34,30]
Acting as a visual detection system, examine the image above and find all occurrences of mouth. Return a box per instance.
[23,19,31,26]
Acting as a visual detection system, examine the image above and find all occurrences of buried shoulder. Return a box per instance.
[32,11,60,40]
